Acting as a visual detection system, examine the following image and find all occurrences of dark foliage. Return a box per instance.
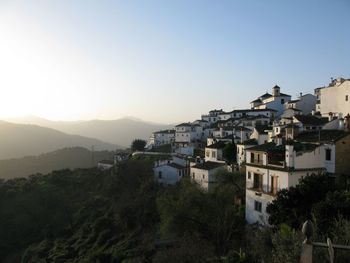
[131,139,147,151]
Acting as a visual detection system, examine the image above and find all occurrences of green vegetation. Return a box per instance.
[0,161,348,262]
[149,143,172,153]
[131,139,147,151]
[0,147,114,180]
[223,142,236,163]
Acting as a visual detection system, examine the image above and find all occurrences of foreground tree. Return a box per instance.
[266,172,350,242]
[157,178,245,258]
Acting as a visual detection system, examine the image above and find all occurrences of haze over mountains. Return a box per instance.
[0,147,113,179]
[5,116,173,148]
[0,121,116,160]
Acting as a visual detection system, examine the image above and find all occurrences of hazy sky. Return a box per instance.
[0,0,349,123]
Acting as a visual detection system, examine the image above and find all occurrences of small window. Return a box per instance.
[212,151,216,158]
[250,153,254,163]
[254,201,262,212]
[346,95,349,101]
[158,171,162,179]
[192,173,195,179]
[202,174,205,179]
[248,172,251,179]
[281,99,285,104]
[325,149,331,161]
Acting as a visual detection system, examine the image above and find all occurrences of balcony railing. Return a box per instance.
[247,187,278,197]
[250,160,264,165]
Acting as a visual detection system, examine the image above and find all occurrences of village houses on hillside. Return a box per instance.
[147,79,350,225]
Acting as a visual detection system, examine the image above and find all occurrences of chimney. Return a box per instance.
[328,112,334,122]
[285,143,294,168]
[339,118,345,131]
[240,128,244,144]
[311,110,315,116]
[345,114,350,132]
[299,92,303,98]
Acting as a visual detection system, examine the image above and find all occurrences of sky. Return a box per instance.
[0,0,349,123]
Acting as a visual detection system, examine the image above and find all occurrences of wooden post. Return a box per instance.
[300,220,313,263]
[327,238,334,263]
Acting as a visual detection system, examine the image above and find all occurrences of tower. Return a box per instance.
[272,85,280,97]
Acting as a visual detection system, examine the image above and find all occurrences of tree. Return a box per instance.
[157,179,245,257]
[223,142,237,163]
[131,139,147,151]
[266,173,341,230]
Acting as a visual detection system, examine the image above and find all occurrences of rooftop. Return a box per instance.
[254,124,270,134]
[237,138,258,145]
[192,161,226,170]
[167,163,185,169]
[154,129,175,134]
[206,141,227,149]
[175,122,192,127]
[294,115,328,125]
[248,142,285,153]
[295,130,350,143]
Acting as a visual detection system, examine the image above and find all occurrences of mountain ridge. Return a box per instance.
[0,121,118,160]
[3,116,174,147]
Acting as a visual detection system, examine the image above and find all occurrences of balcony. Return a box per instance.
[247,187,277,197]
[250,160,264,165]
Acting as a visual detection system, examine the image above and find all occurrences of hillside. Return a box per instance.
[0,121,117,160]
[5,116,173,147]
[0,147,114,180]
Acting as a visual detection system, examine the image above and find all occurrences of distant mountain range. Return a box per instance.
[0,147,114,179]
[0,121,117,160]
[5,116,173,148]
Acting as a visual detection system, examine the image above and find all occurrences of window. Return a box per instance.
[254,201,262,212]
[346,95,349,101]
[202,174,205,179]
[248,172,251,179]
[192,173,195,179]
[325,149,331,161]
[253,173,263,190]
[158,171,162,179]
[250,152,254,163]
[206,150,210,157]
[281,99,285,104]
[212,151,216,158]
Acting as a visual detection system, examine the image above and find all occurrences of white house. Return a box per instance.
[236,139,258,166]
[280,108,303,119]
[201,109,224,125]
[245,128,350,225]
[245,142,326,225]
[250,85,291,116]
[190,161,227,191]
[154,162,186,185]
[175,123,204,149]
[292,115,328,132]
[249,125,270,145]
[284,93,317,115]
[205,141,227,162]
[315,78,350,118]
[146,129,175,149]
